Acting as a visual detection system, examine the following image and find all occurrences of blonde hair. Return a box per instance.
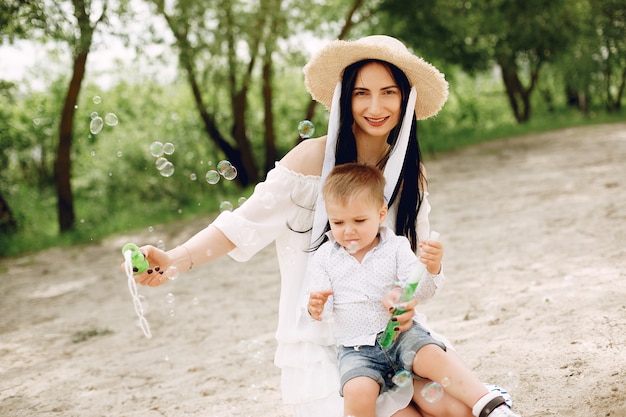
[322,163,386,207]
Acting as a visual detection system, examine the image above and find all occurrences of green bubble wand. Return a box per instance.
[122,243,152,338]
[379,231,440,349]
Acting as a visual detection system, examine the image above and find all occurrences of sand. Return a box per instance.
[1,123,625,417]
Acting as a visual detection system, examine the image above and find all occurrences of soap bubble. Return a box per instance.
[421,382,444,403]
[392,369,412,387]
[150,141,164,157]
[237,197,247,206]
[190,173,197,181]
[159,162,175,177]
[205,170,220,184]
[298,120,315,139]
[155,157,169,170]
[163,142,175,155]
[217,160,232,175]
[165,293,176,304]
[219,201,234,212]
[90,116,104,134]
[104,113,118,126]
[165,265,179,280]
[400,350,416,370]
[238,227,260,247]
[441,377,451,387]
[90,111,99,119]
[221,165,237,180]
[92,96,102,104]
[345,241,358,254]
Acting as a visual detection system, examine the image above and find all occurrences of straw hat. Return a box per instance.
[303,35,448,120]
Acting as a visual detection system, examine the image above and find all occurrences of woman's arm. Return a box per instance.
[131,225,235,287]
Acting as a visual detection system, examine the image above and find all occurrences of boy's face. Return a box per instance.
[325,193,387,257]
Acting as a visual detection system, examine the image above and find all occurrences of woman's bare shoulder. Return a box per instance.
[279,136,326,176]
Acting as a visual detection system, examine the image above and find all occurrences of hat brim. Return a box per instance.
[303,37,448,120]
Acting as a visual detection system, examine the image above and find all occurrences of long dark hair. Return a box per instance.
[334,59,426,251]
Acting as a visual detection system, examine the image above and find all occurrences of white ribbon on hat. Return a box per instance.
[310,84,417,246]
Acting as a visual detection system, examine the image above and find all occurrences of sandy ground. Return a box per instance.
[1,123,625,417]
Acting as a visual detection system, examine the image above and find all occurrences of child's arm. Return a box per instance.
[413,238,445,303]
[307,290,334,321]
[418,239,443,275]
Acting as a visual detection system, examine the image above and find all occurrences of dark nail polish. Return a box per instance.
[391,317,398,322]
[147,269,153,274]
[154,266,160,272]
[394,327,400,332]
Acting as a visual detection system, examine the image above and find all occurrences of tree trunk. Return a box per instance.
[231,89,259,184]
[497,56,540,124]
[182,59,252,186]
[0,190,18,234]
[55,49,88,232]
[262,55,277,173]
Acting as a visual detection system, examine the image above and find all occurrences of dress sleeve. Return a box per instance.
[212,163,319,262]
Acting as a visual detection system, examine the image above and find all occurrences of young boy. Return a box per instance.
[306,163,520,417]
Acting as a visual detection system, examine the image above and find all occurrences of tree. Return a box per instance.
[380,0,577,123]
[149,0,289,186]
[55,0,110,232]
[1,0,127,233]
[592,0,626,112]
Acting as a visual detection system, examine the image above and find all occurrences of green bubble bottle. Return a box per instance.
[379,231,440,349]
[122,243,149,275]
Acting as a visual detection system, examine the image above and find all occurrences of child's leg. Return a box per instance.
[342,376,380,417]
[413,345,488,408]
[412,347,520,417]
[412,378,473,417]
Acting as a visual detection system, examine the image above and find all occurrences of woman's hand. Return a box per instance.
[382,287,418,334]
[120,245,173,287]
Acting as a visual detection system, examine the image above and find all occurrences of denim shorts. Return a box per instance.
[337,322,446,395]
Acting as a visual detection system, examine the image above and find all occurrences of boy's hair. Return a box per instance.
[323,163,386,207]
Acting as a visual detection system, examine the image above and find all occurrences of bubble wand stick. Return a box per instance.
[122,243,152,338]
[379,231,440,349]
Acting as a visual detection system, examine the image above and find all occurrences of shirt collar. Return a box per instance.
[326,225,393,252]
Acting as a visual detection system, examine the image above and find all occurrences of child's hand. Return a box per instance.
[307,290,333,321]
[418,239,443,274]
[120,245,172,287]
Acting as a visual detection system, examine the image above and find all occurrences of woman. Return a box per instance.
[130,35,514,417]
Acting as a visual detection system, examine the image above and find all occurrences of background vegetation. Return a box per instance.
[0,0,624,257]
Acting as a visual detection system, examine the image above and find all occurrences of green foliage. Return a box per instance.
[1,0,624,257]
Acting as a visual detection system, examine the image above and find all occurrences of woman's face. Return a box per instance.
[351,62,402,141]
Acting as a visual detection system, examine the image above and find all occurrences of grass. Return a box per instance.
[71,327,114,343]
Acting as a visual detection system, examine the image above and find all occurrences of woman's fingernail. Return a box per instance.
[394,327,400,332]
[391,317,398,322]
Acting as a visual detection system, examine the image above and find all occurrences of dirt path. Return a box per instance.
[1,123,625,417]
